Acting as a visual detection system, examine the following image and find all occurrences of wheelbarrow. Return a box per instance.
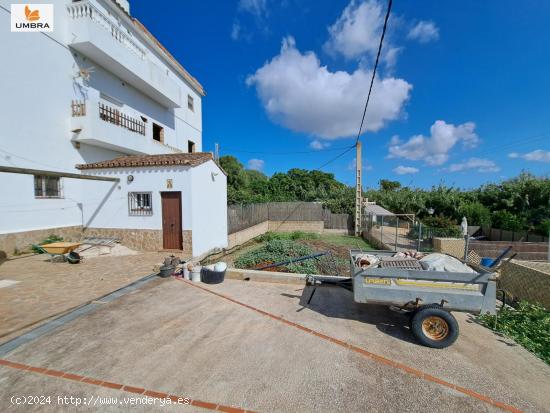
[32,242,81,263]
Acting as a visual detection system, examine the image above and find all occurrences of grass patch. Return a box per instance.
[256,231,320,242]
[478,301,550,364]
[315,233,372,249]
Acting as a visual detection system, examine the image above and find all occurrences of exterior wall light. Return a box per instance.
[127,175,134,184]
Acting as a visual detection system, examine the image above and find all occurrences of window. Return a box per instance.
[153,123,164,143]
[128,192,153,216]
[187,94,194,112]
[34,176,62,198]
[188,140,196,153]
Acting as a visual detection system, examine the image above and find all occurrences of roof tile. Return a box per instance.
[76,152,213,170]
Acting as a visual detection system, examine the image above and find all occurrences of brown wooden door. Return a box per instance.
[161,192,182,250]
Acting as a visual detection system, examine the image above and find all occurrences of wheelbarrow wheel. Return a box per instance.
[411,307,459,349]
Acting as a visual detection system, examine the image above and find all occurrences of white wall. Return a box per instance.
[0,0,206,236]
[190,161,228,255]
[81,160,228,256]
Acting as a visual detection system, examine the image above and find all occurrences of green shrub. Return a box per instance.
[458,202,492,226]
[31,234,64,254]
[492,210,526,232]
[235,239,318,274]
[478,301,550,364]
[256,231,319,242]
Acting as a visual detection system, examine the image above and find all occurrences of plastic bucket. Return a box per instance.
[191,268,201,282]
[159,265,174,278]
[480,257,494,267]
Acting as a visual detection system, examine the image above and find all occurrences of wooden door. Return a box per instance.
[161,192,182,250]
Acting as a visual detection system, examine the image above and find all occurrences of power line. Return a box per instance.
[355,0,393,146]
[223,145,354,156]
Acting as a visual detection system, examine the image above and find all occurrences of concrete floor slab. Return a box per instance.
[0,278,548,412]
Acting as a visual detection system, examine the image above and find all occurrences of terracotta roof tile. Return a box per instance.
[76,152,213,170]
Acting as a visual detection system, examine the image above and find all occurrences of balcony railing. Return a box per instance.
[71,100,86,117]
[67,1,146,60]
[98,102,146,136]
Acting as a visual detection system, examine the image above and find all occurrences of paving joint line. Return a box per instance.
[176,278,524,413]
[0,359,256,413]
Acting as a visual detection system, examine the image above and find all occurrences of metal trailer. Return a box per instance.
[307,249,497,348]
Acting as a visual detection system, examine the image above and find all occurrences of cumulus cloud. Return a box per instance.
[447,158,500,173]
[393,165,419,175]
[508,150,550,163]
[247,158,265,171]
[310,140,330,150]
[247,37,412,139]
[324,0,389,60]
[407,20,439,43]
[388,120,479,166]
[238,0,267,18]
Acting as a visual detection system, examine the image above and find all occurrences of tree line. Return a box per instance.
[220,156,550,235]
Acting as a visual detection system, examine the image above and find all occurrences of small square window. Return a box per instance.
[34,176,62,198]
[187,95,194,112]
[128,192,153,216]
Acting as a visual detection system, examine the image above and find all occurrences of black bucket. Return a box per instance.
[200,268,226,284]
[67,251,81,264]
[159,265,175,278]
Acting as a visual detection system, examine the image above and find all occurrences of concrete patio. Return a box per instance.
[1,276,549,412]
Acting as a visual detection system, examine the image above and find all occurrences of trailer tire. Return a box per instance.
[411,307,459,349]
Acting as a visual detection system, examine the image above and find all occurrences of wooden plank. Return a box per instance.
[0,166,119,182]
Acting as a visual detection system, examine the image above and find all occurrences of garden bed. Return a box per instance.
[203,231,371,276]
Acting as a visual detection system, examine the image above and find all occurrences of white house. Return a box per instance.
[0,0,227,257]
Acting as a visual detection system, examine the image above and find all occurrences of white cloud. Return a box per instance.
[324,0,396,63]
[388,120,479,166]
[348,157,373,171]
[231,22,241,40]
[238,0,267,18]
[508,150,550,163]
[247,37,412,139]
[393,165,419,175]
[310,140,330,150]
[447,158,500,173]
[407,20,439,43]
[247,158,265,171]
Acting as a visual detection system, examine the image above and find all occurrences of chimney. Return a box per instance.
[114,0,130,14]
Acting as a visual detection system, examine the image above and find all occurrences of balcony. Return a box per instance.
[67,1,181,108]
[71,99,180,155]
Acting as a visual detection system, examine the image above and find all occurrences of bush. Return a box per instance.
[31,234,63,254]
[256,231,319,242]
[417,216,462,238]
[458,202,492,226]
[492,210,526,232]
[478,301,550,365]
[235,239,318,274]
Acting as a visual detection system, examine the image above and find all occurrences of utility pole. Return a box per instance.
[355,141,362,236]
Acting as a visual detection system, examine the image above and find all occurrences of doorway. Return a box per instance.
[161,192,182,249]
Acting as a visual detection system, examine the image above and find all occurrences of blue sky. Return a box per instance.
[133,0,550,189]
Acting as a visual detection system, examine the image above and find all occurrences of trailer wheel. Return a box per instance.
[411,307,459,348]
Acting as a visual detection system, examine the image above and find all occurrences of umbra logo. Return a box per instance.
[11,4,54,32]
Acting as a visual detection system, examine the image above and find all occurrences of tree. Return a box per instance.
[379,179,401,191]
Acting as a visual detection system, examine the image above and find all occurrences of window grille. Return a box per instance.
[128,192,153,216]
[34,176,62,198]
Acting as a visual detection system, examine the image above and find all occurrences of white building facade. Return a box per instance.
[0,0,227,257]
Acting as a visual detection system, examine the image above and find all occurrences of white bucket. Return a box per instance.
[191,268,201,282]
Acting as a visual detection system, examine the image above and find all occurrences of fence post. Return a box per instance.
[395,217,399,251]
[417,222,422,252]
[380,216,383,244]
